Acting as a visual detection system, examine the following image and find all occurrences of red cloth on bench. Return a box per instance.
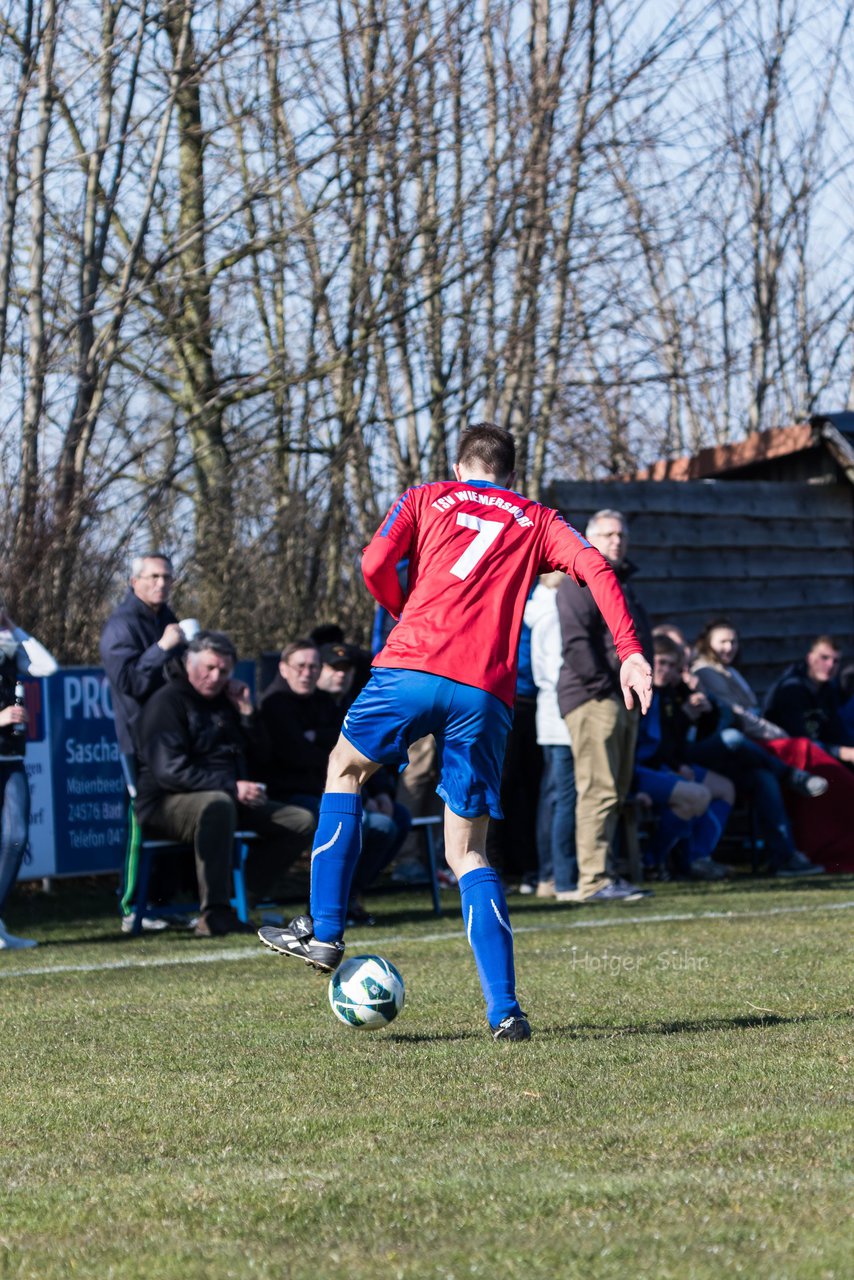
[762,738,854,873]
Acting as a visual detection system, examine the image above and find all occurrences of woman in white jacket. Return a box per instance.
[524,574,577,899]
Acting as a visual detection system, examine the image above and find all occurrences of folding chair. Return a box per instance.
[410,814,443,916]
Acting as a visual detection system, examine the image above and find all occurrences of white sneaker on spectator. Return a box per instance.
[120,912,170,934]
[0,919,38,949]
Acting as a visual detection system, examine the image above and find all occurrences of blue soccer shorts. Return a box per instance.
[340,667,513,819]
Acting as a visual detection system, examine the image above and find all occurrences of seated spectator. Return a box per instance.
[524,571,577,900]
[838,662,854,743]
[134,631,315,936]
[310,623,373,698]
[634,635,734,880]
[261,638,411,922]
[316,642,359,712]
[260,640,341,806]
[763,634,854,763]
[677,626,826,876]
[652,621,694,677]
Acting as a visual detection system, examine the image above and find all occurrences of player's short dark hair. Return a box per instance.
[457,423,515,480]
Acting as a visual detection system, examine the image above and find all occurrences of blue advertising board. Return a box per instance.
[49,669,128,875]
[22,661,256,879]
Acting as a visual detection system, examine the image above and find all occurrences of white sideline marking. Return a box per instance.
[1,899,853,982]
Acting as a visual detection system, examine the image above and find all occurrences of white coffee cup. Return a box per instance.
[179,618,201,641]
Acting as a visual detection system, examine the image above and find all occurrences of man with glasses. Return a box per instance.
[101,553,188,929]
[259,640,342,808]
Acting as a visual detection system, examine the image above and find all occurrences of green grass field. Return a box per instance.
[1,876,852,1279]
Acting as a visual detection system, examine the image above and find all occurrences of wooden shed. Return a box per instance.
[547,413,854,697]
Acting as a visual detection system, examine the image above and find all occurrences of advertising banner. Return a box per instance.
[50,669,128,875]
[21,660,256,879]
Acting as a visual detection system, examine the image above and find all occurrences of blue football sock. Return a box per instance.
[690,798,732,861]
[309,792,363,942]
[459,867,521,1027]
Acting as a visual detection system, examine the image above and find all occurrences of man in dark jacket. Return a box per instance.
[259,640,342,802]
[135,632,314,936]
[764,635,854,763]
[556,509,654,903]
[100,553,189,927]
[100,554,186,756]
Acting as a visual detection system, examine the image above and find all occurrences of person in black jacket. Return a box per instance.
[556,509,654,903]
[764,635,854,764]
[135,632,314,936]
[259,640,342,802]
[100,553,191,928]
[100,554,186,756]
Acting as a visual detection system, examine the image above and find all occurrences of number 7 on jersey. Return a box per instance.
[449,513,504,580]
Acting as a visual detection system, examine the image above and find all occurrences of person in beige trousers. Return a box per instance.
[556,511,654,903]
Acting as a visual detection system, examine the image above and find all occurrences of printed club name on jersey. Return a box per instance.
[431,487,535,581]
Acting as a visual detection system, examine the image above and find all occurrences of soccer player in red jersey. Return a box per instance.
[260,424,652,1040]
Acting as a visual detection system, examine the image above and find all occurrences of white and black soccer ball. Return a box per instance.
[328,954,405,1029]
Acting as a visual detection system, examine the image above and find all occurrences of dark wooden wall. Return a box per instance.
[546,479,854,697]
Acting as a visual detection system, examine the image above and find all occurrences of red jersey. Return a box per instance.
[362,478,643,707]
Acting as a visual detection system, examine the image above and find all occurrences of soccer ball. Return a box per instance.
[328,954,405,1029]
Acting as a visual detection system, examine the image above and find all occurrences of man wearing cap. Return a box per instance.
[317,642,358,710]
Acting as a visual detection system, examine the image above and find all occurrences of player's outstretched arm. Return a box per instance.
[621,653,653,714]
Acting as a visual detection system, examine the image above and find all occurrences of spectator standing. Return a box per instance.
[524,572,577,899]
[0,607,58,949]
[100,553,190,928]
[556,510,653,903]
[135,632,314,935]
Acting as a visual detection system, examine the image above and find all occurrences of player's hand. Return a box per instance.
[237,780,266,806]
[0,705,26,728]
[158,622,184,651]
[620,653,653,714]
